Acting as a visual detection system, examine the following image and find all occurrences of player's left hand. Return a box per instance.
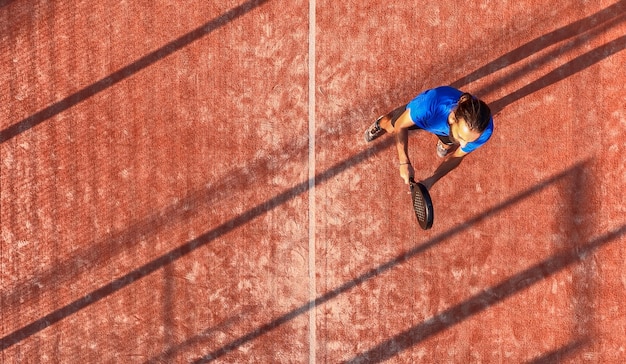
[399,163,415,185]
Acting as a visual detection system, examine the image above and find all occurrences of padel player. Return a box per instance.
[364,86,493,190]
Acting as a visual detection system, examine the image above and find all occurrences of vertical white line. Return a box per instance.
[307,0,317,362]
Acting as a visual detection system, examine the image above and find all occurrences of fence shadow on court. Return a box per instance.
[0,0,271,143]
[0,0,18,8]
[456,0,626,114]
[451,0,626,92]
[488,34,626,114]
[0,136,311,315]
[344,224,625,363]
[140,162,595,363]
[2,1,625,361]
[345,162,622,363]
[526,338,589,364]
[0,135,396,351]
[192,162,626,363]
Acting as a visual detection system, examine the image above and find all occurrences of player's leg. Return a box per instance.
[436,135,458,158]
[378,105,406,132]
[364,105,409,142]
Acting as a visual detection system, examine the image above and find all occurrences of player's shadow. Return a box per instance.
[192,161,626,363]
[186,162,587,362]
[127,161,585,363]
[345,227,624,363]
[345,162,610,363]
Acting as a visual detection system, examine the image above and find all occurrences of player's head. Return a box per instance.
[454,93,491,133]
[448,93,491,147]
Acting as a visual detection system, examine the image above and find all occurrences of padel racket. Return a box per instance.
[409,178,434,230]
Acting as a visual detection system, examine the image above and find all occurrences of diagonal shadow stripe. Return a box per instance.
[0,137,394,351]
[145,315,246,364]
[525,337,589,364]
[490,34,626,113]
[190,162,587,363]
[473,11,626,100]
[0,0,270,143]
[0,136,307,313]
[450,0,626,88]
[345,226,626,363]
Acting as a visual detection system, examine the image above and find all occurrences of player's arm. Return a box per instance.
[391,109,416,184]
[421,147,468,190]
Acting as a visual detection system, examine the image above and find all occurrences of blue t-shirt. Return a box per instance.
[407,86,493,153]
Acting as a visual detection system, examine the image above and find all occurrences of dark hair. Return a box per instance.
[455,93,491,133]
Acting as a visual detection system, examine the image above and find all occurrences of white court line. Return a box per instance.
[307,0,317,362]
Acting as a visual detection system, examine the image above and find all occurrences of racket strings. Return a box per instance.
[413,193,427,221]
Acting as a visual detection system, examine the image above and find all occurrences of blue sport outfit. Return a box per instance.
[405,86,493,153]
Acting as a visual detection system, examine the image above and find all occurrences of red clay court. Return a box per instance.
[2,0,626,363]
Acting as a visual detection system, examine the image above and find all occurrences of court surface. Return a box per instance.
[2,1,626,362]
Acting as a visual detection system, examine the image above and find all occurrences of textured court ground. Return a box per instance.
[2,1,626,363]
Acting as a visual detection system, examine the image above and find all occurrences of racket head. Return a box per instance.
[409,178,434,230]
